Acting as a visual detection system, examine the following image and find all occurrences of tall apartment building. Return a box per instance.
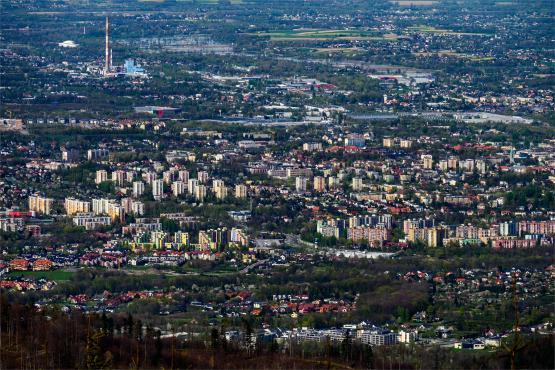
[347,226,390,246]
[352,177,363,191]
[64,198,91,216]
[95,170,108,184]
[382,137,394,148]
[132,181,145,198]
[421,154,433,170]
[111,170,126,187]
[61,148,80,162]
[28,195,54,215]
[447,156,459,170]
[399,139,412,149]
[197,171,209,183]
[178,170,189,182]
[91,198,122,218]
[302,142,323,151]
[212,179,225,193]
[163,170,177,184]
[107,203,125,221]
[214,184,228,200]
[188,179,198,195]
[172,181,186,197]
[313,176,326,192]
[235,184,248,198]
[328,176,340,190]
[87,148,109,161]
[195,185,207,201]
[152,179,164,201]
[476,160,487,174]
[142,171,157,185]
[131,200,145,216]
[295,177,307,192]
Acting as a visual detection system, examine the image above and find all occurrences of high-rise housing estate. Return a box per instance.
[92,198,110,215]
[382,137,394,147]
[142,171,157,185]
[131,201,145,216]
[133,181,145,197]
[121,197,133,214]
[28,195,54,215]
[235,184,247,198]
[296,177,307,192]
[476,160,487,174]
[213,180,228,200]
[111,170,126,187]
[188,179,198,195]
[92,198,124,220]
[152,179,164,201]
[313,176,326,192]
[64,198,91,216]
[95,170,108,184]
[163,170,177,184]
[447,156,459,170]
[87,149,109,161]
[178,170,189,182]
[61,148,80,162]
[197,171,209,183]
[421,154,433,170]
[172,181,186,197]
[352,177,363,191]
[328,176,339,189]
[438,160,448,171]
[399,139,412,149]
[195,185,207,201]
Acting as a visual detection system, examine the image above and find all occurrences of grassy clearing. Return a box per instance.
[176,0,243,3]
[314,47,362,54]
[392,0,439,5]
[253,29,402,42]
[7,270,74,281]
[408,25,488,36]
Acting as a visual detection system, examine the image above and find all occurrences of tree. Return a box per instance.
[84,329,112,369]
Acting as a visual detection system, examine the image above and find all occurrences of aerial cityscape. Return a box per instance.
[0,0,554,369]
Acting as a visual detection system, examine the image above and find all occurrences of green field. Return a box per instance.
[175,0,244,3]
[408,25,488,36]
[392,0,439,6]
[7,270,74,281]
[252,29,401,41]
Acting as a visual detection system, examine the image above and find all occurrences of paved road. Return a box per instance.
[240,259,268,274]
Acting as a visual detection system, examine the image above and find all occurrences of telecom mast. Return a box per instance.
[104,16,110,75]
